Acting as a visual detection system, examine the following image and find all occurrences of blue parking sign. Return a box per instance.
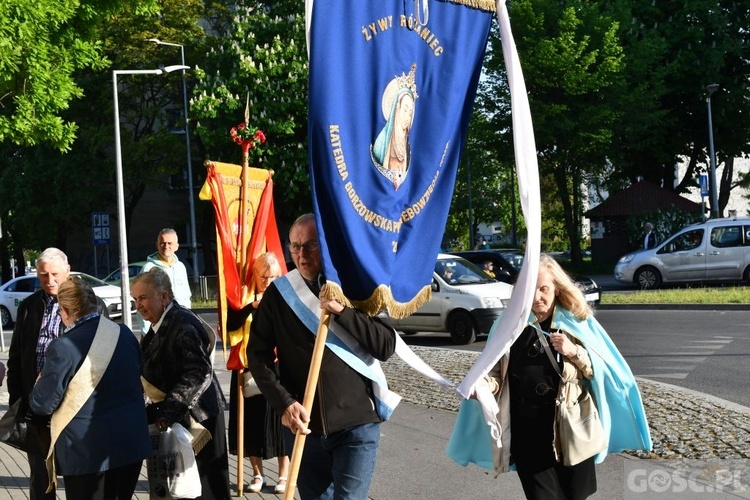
[92,212,111,245]
[699,174,709,197]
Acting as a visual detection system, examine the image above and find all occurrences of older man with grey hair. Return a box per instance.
[7,248,70,499]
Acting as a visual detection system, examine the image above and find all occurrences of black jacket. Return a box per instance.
[141,303,225,426]
[247,274,396,435]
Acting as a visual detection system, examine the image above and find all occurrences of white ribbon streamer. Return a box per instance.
[456,0,542,439]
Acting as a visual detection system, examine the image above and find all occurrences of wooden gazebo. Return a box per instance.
[584,180,703,264]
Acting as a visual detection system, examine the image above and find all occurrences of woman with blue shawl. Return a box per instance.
[447,255,651,499]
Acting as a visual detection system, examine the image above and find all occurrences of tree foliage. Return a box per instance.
[609,0,750,207]
[469,0,750,258]
[0,0,161,151]
[0,0,204,277]
[191,0,310,226]
[472,1,624,262]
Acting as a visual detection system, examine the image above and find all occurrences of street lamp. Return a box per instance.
[113,64,189,328]
[706,83,720,219]
[148,38,198,284]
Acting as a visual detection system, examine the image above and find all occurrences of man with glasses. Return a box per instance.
[248,213,397,499]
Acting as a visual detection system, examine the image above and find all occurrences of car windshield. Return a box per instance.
[73,273,108,288]
[499,251,525,270]
[435,257,496,284]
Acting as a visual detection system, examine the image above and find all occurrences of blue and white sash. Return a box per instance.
[276,270,453,421]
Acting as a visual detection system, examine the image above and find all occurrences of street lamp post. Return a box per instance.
[148,39,199,284]
[706,83,720,219]
[113,65,189,328]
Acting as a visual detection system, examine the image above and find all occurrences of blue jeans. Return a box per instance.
[284,423,381,500]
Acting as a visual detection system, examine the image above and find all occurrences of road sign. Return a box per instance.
[92,212,111,245]
[699,173,709,197]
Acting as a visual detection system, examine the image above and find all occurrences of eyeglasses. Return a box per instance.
[259,275,279,282]
[289,241,319,254]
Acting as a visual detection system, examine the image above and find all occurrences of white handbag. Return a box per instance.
[242,372,262,398]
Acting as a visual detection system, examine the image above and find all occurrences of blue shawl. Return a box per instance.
[446,307,652,469]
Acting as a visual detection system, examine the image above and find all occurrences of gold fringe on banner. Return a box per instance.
[320,282,432,319]
[446,0,496,13]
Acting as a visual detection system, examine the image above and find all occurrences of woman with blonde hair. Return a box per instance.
[227,252,290,494]
[29,277,150,499]
[451,254,651,500]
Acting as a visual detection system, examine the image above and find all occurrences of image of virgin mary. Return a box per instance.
[371,63,418,190]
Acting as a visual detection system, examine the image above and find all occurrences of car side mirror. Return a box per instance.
[431,279,439,292]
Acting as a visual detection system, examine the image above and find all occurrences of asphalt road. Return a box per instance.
[399,308,750,409]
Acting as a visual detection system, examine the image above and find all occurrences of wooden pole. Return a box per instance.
[235,96,252,497]
[283,310,332,500]
[236,370,244,496]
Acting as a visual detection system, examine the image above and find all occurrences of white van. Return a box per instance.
[389,254,514,344]
[614,217,750,289]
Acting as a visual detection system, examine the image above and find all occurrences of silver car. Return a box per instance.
[614,218,750,289]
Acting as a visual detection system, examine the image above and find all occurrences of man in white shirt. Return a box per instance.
[138,228,192,334]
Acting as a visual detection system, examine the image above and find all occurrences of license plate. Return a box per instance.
[584,292,600,302]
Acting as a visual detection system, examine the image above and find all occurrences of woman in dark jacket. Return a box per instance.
[29,277,150,500]
[132,267,231,500]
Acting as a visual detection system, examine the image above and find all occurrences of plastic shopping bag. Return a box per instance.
[146,423,202,499]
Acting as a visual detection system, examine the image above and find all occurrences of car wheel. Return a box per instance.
[449,311,477,345]
[0,306,11,328]
[635,266,661,289]
[400,330,418,336]
[743,265,750,283]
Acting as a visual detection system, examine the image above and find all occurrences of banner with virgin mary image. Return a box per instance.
[307,0,495,317]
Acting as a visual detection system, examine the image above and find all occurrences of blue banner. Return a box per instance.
[309,0,494,317]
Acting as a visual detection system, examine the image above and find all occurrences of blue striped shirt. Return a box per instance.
[35,294,62,375]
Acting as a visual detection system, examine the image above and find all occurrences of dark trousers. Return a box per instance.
[63,461,142,500]
[27,452,55,500]
[195,412,232,500]
[516,456,597,500]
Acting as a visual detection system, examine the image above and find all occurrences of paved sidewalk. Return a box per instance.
[2,341,750,499]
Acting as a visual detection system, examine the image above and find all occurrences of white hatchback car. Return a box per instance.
[0,272,123,327]
[388,254,514,344]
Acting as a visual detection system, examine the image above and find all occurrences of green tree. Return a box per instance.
[0,0,205,278]
[474,1,624,264]
[606,0,750,212]
[191,0,309,226]
[0,0,163,279]
[447,109,520,251]
[0,0,162,151]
